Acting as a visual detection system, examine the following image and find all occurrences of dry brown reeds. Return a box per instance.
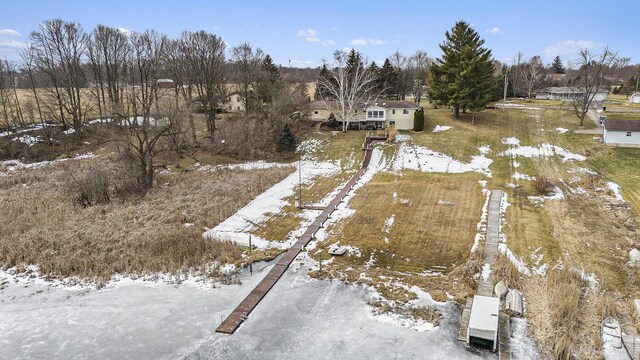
[0,159,292,284]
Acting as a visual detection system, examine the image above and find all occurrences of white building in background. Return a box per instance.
[604,119,640,147]
[535,86,609,102]
[629,92,640,104]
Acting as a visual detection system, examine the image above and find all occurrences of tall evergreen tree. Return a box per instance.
[551,55,565,74]
[427,21,495,118]
[257,54,280,104]
[346,48,363,76]
[277,123,297,152]
[379,58,398,99]
[413,107,425,131]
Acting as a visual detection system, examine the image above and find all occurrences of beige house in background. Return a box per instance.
[305,100,419,130]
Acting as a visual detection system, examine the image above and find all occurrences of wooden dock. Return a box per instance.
[458,297,473,342]
[458,190,511,359]
[498,313,512,360]
[216,136,384,334]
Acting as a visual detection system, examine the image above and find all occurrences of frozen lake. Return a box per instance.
[1,259,496,360]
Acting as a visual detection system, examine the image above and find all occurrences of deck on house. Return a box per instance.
[215,135,384,334]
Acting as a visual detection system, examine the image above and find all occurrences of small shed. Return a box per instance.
[629,93,640,104]
[603,119,640,148]
[467,295,500,351]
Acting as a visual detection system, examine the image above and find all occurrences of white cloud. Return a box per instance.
[543,40,603,57]
[297,28,319,38]
[212,25,220,31]
[488,27,503,34]
[321,40,335,47]
[305,36,320,42]
[0,38,28,49]
[332,27,338,31]
[0,29,21,37]
[351,37,385,46]
[351,37,368,46]
[116,27,132,36]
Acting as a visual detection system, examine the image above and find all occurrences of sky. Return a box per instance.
[1,0,639,68]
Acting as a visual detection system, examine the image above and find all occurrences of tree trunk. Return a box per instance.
[452,105,460,118]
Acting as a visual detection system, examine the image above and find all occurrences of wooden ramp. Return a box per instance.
[458,297,473,342]
[498,313,512,360]
[216,136,384,334]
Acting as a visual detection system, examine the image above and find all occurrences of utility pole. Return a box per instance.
[298,157,302,208]
[503,73,509,102]
[249,235,253,275]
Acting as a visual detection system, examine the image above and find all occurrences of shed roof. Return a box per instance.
[605,119,640,132]
[469,295,500,332]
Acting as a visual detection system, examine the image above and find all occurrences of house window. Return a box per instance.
[392,109,396,114]
[367,110,384,119]
[403,109,409,115]
[627,131,633,136]
[389,121,396,126]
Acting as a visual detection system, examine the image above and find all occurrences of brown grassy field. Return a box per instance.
[0,158,292,285]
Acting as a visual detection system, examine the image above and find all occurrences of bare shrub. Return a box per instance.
[534,176,555,196]
[67,165,111,207]
[387,126,397,142]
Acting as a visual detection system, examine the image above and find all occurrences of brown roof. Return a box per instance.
[605,119,640,132]
[307,100,419,110]
[370,100,419,109]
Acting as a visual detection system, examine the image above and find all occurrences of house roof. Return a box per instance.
[307,100,419,110]
[539,86,608,94]
[369,100,419,109]
[605,119,640,132]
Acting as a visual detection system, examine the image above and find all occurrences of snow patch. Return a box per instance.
[12,135,40,146]
[556,127,569,134]
[606,182,625,202]
[432,125,452,133]
[392,142,492,177]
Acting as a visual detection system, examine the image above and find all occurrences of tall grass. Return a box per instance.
[0,160,292,284]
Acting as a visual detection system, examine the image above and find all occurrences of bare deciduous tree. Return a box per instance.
[519,55,545,99]
[180,31,226,143]
[86,25,131,119]
[29,19,88,131]
[570,47,618,126]
[317,50,379,132]
[407,50,430,104]
[231,43,264,117]
[118,30,170,191]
